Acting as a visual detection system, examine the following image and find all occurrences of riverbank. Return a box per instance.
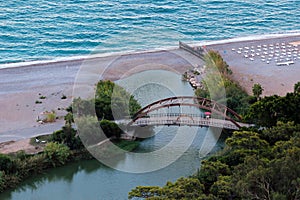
[0,133,141,193]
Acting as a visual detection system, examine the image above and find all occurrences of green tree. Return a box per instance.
[129,177,206,199]
[210,176,233,199]
[64,112,74,126]
[245,92,300,126]
[51,111,83,150]
[225,131,269,151]
[72,80,141,120]
[252,83,263,100]
[260,121,300,145]
[294,81,300,93]
[197,160,230,192]
[72,98,95,117]
[270,146,300,199]
[205,50,232,75]
[95,80,141,120]
[44,142,70,167]
[51,127,83,150]
[233,156,272,200]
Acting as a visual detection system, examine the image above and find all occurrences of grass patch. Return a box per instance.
[45,112,56,122]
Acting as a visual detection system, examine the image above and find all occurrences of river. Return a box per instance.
[0,70,225,200]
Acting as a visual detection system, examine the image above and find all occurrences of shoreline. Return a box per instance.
[1,32,300,143]
[1,31,300,70]
[0,47,177,70]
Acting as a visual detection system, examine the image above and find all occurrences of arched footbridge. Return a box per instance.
[127,96,251,130]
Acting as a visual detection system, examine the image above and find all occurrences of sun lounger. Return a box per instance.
[276,61,294,66]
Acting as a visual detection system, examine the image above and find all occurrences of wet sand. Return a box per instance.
[1,34,300,144]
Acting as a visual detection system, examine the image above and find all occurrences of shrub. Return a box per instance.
[100,119,123,139]
[51,127,83,150]
[16,154,48,178]
[0,171,5,192]
[44,142,70,167]
[0,154,17,174]
[45,112,56,123]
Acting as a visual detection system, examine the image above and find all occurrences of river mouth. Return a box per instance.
[0,70,225,200]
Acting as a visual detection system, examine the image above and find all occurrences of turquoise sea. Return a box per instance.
[1,0,300,64]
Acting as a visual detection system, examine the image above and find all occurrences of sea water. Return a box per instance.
[1,0,300,64]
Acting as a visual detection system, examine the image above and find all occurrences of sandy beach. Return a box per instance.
[1,34,300,148]
[207,34,300,96]
[0,48,201,145]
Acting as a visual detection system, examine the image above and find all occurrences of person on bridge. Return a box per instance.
[205,112,211,119]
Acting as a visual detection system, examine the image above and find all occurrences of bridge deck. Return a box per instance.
[126,116,250,130]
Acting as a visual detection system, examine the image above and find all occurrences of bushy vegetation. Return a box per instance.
[71,80,142,146]
[195,50,256,116]
[51,112,83,150]
[245,91,300,127]
[129,177,206,199]
[44,142,70,167]
[129,121,300,199]
[0,143,92,193]
[0,154,17,174]
[73,80,141,120]
[51,126,83,150]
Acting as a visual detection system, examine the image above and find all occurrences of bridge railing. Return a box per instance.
[132,118,239,130]
[147,113,205,118]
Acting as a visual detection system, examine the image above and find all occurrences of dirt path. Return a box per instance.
[0,139,44,154]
